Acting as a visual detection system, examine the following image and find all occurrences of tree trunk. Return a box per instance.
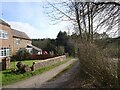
[90,5,94,41]
[87,3,91,41]
[75,2,82,40]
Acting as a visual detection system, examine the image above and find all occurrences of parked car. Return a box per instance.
[43,51,48,55]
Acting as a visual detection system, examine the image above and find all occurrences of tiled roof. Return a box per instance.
[12,29,31,40]
[0,19,31,40]
[0,19,10,27]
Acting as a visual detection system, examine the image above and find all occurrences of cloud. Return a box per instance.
[8,21,46,39]
[8,21,70,39]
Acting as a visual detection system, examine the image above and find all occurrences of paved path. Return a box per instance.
[3,58,77,88]
[39,60,79,88]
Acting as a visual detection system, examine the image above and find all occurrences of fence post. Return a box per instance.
[2,57,11,70]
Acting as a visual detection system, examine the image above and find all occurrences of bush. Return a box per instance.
[12,48,31,61]
[57,46,65,55]
[31,54,59,60]
[78,42,118,87]
[12,52,60,61]
[103,48,119,58]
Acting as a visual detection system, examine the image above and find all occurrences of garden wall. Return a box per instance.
[31,55,66,71]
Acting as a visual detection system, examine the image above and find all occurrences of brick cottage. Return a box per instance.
[0,19,42,62]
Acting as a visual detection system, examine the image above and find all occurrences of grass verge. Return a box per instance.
[1,57,73,86]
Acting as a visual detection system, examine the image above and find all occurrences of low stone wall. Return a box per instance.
[31,55,66,71]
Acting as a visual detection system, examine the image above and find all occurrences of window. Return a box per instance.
[27,40,30,44]
[0,48,11,57]
[16,39,20,45]
[6,48,10,56]
[0,29,8,39]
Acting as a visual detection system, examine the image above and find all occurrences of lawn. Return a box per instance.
[11,60,39,69]
[1,57,73,86]
[0,60,39,85]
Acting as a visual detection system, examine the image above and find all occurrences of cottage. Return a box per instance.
[0,19,42,62]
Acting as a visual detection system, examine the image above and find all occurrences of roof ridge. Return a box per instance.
[0,19,10,27]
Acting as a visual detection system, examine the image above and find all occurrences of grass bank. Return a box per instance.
[1,57,73,86]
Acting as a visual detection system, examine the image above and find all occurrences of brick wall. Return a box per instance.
[31,55,66,71]
[0,24,13,55]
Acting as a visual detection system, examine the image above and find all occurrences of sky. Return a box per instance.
[0,1,71,39]
[0,0,119,39]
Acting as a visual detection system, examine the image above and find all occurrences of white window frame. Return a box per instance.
[16,38,20,45]
[0,29,8,39]
[0,48,11,57]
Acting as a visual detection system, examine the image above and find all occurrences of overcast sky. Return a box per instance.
[0,1,72,39]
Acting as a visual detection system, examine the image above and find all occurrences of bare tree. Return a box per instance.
[45,0,120,87]
[45,0,120,41]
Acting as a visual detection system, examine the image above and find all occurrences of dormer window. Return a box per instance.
[0,29,8,39]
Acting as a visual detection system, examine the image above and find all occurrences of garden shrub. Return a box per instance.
[12,48,31,61]
[57,46,65,55]
[31,54,59,60]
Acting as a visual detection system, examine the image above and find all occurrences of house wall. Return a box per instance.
[0,23,32,58]
[0,24,13,62]
[13,37,32,55]
[0,24,13,48]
